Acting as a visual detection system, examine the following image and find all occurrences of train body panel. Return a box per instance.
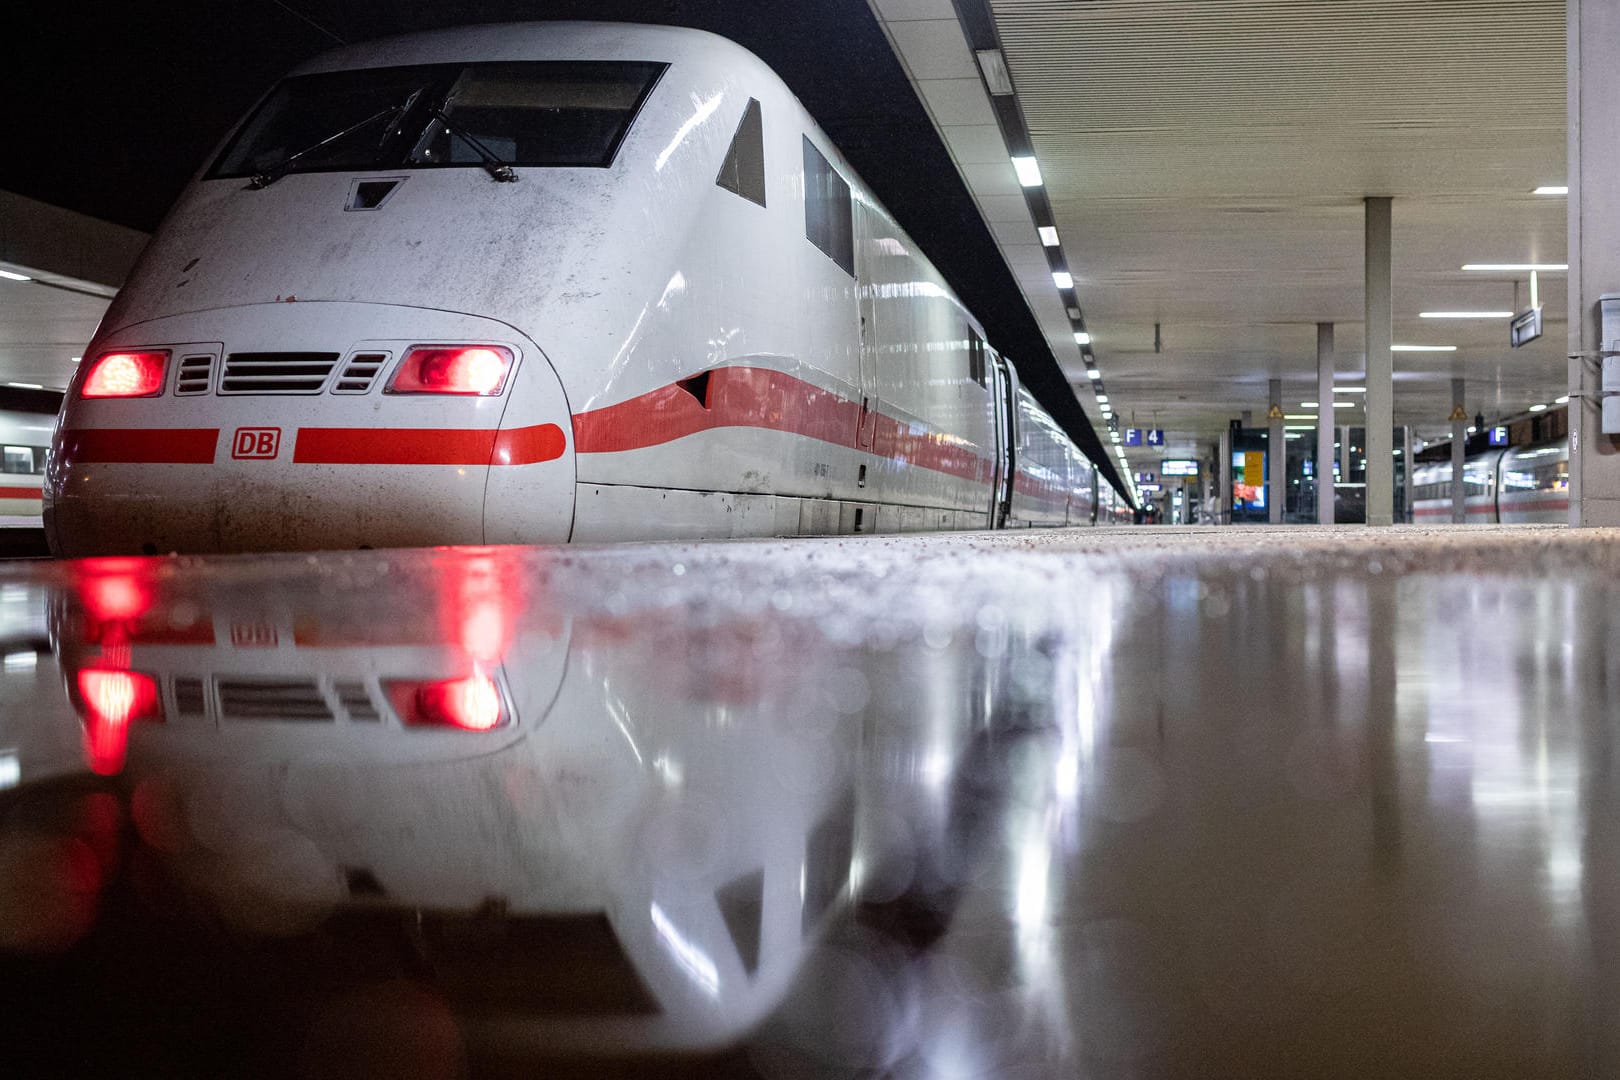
[0,409,53,521]
[1410,440,1567,524]
[48,22,1114,554]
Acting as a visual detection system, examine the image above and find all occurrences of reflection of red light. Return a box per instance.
[76,669,160,775]
[81,573,150,623]
[387,674,505,731]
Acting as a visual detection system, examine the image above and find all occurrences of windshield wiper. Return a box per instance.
[249,101,409,189]
[429,109,518,182]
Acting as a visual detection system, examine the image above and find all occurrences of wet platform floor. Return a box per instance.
[0,524,1616,1077]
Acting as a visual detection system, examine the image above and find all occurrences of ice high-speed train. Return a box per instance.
[1409,438,1568,524]
[0,408,54,521]
[45,21,1116,557]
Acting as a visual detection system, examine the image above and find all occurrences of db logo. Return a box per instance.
[231,427,281,460]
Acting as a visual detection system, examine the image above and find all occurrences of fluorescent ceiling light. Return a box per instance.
[1533,185,1568,195]
[1086,367,1101,379]
[1038,226,1059,247]
[1284,414,1315,420]
[1420,311,1513,319]
[1110,432,1120,442]
[1301,401,1319,408]
[0,270,30,282]
[1073,331,1091,345]
[1333,401,1355,408]
[1095,394,1108,403]
[1462,263,1567,272]
[975,48,1014,95]
[70,356,81,363]
[1529,403,1547,412]
[1335,386,1366,394]
[1011,156,1043,187]
[1052,271,1074,290]
[1556,394,1570,404]
[1391,344,1457,352]
[5,382,42,390]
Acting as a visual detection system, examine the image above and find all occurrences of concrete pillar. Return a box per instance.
[1268,378,1284,524]
[1365,196,1394,526]
[1316,323,1335,524]
[1450,378,1466,524]
[1568,0,1620,525]
[1218,429,1232,526]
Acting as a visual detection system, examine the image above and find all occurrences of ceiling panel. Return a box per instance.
[986,0,1567,461]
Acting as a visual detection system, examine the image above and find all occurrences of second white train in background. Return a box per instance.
[45,21,1118,556]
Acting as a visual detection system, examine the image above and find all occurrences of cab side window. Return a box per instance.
[803,137,854,275]
[716,98,765,206]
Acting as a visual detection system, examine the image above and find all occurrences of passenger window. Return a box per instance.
[716,98,766,207]
[803,137,854,275]
[968,329,986,387]
[2,446,38,475]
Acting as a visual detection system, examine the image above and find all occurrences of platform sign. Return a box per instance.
[1145,429,1166,447]
[1125,429,1143,446]
[1135,471,1157,483]
[1138,483,1162,493]
[1161,458,1199,477]
[1489,425,1509,447]
[1510,307,1542,348]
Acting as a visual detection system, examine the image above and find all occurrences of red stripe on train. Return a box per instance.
[0,486,42,499]
[293,424,566,466]
[60,428,219,464]
[571,366,994,484]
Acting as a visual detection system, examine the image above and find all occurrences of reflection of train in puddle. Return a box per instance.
[14,548,1018,1062]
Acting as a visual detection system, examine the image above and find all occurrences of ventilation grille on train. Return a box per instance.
[336,681,380,722]
[218,679,333,721]
[174,354,214,395]
[220,352,340,394]
[331,352,388,394]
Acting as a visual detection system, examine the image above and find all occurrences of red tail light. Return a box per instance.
[386,674,506,731]
[76,669,161,775]
[82,351,169,398]
[387,346,513,395]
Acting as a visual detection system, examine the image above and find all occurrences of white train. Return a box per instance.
[1409,438,1568,524]
[44,21,1113,557]
[0,406,56,522]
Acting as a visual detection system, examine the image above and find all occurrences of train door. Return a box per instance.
[854,208,880,453]
[990,356,1017,528]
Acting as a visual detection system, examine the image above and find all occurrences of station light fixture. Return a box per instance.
[1335,386,1366,394]
[6,382,42,390]
[1529,403,1548,412]
[1461,263,1567,272]
[1086,367,1101,379]
[1096,394,1108,403]
[975,48,1015,95]
[1301,401,1319,408]
[71,356,81,363]
[1420,311,1513,319]
[1052,271,1074,290]
[1391,344,1457,352]
[1284,414,1315,421]
[0,270,30,282]
[1074,331,1091,345]
[1038,226,1059,247]
[1556,394,1570,404]
[1011,156,1043,187]
[1533,185,1569,195]
[1333,401,1356,409]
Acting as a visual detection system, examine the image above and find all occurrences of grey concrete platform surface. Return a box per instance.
[0,524,1615,1078]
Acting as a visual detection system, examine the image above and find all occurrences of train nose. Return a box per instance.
[46,303,575,556]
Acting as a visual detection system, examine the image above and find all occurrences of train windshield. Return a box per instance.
[210,61,667,178]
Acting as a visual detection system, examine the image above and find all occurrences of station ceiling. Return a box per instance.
[905,0,1569,471]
